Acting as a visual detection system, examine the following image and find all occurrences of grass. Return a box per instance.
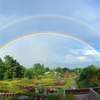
[62,78,73,90]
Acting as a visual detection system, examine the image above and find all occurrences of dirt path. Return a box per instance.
[70,80,76,89]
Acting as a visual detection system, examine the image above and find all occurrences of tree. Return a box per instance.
[0,62,5,80]
[15,63,25,78]
[56,67,60,73]
[24,68,34,79]
[45,67,49,72]
[3,55,26,79]
[89,75,100,87]
[80,65,98,80]
[4,55,13,79]
[3,72,9,80]
[33,63,45,76]
[78,65,99,87]
[75,68,82,75]
[63,67,69,73]
[60,68,63,74]
[0,58,3,62]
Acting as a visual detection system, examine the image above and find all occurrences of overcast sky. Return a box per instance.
[0,0,100,68]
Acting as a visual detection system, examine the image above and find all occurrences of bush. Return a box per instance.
[47,94,59,100]
[66,93,74,100]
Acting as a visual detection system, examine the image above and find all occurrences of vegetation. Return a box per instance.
[0,55,76,100]
[0,55,100,99]
[0,55,76,80]
[77,65,100,88]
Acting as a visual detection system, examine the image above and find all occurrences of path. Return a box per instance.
[70,80,76,89]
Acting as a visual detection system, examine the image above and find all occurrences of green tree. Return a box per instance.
[60,68,63,74]
[78,65,99,87]
[3,55,26,79]
[24,68,34,79]
[63,67,69,73]
[33,63,45,76]
[75,68,82,75]
[0,62,5,80]
[80,65,98,80]
[0,58,3,62]
[45,67,49,72]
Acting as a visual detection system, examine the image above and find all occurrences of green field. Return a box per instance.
[0,75,75,100]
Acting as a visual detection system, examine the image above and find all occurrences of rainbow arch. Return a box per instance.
[0,32,100,57]
[0,14,100,35]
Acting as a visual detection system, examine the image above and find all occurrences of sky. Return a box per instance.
[0,0,100,68]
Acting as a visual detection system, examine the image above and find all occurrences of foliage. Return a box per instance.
[66,93,74,100]
[24,68,34,79]
[89,75,100,87]
[46,94,60,100]
[78,65,100,87]
[38,85,44,93]
[79,65,98,80]
[45,67,50,72]
[33,63,45,76]
[77,78,89,88]
[0,64,5,79]
[74,68,82,75]
[0,55,26,80]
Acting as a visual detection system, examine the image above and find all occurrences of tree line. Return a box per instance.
[0,55,77,80]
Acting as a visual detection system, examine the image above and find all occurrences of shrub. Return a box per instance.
[46,94,59,100]
[66,93,74,100]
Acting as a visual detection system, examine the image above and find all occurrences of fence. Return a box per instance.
[64,88,89,97]
[64,87,100,98]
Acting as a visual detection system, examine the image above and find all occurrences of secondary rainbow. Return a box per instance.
[0,32,100,57]
[0,14,100,35]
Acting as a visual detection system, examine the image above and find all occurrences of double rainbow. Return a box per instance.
[0,14,100,57]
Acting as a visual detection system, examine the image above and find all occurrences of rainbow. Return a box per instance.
[0,14,100,35]
[0,32,100,57]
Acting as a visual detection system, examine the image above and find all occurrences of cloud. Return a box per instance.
[42,58,46,62]
[76,56,86,61]
[74,49,96,56]
[83,50,95,55]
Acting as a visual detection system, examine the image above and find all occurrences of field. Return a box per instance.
[0,74,76,100]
